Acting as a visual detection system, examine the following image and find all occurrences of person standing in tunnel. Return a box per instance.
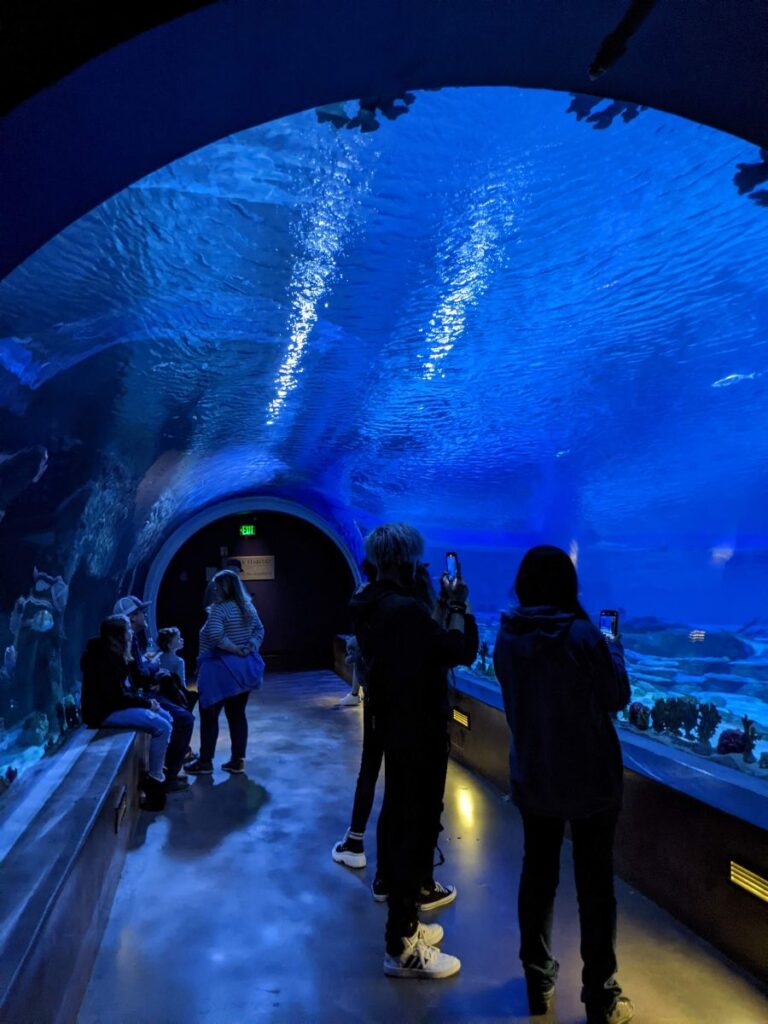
[113,595,194,792]
[352,523,478,979]
[493,546,633,1024]
[186,569,265,775]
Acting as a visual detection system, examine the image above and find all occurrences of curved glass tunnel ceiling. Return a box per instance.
[2,87,768,617]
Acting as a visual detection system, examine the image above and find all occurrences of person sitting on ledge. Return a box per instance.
[113,595,194,792]
[156,625,197,763]
[81,614,172,811]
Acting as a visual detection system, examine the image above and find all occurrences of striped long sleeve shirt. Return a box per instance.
[199,600,265,655]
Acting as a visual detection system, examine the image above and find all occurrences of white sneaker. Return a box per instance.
[331,838,366,869]
[383,932,460,979]
[416,922,443,946]
[338,692,362,707]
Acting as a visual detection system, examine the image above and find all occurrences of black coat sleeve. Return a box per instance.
[592,635,631,712]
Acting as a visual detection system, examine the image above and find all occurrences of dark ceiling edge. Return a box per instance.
[0,1,217,116]
[1,0,766,282]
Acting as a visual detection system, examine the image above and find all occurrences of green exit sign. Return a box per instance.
[239,524,255,536]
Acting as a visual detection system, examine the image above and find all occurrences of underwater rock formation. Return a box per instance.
[628,701,650,730]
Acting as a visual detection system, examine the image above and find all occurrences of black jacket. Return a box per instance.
[493,606,630,819]
[80,637,153,727]
[350,580,479,751]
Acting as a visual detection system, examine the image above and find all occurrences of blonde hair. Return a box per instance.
[364,523,424,571]
[212,569,254,621]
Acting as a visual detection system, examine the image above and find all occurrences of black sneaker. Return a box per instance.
[184,758,213,775]
[332,837,366,868]
[139,775,166,811]
[526,977,555,1015]
[165,775,191,792]
[221,758,245,774]
[418,881,457,911]
[371,877,389,902]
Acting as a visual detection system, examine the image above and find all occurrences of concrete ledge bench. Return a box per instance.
[0,727,148,1024]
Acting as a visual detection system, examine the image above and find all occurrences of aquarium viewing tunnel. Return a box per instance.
[1,3,768,1022]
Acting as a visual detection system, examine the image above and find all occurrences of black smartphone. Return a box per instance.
[446,551,459,582]
[598,609,619,639]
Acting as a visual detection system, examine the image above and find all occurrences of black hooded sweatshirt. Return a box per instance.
[493,606,630,819]
[80,637,153,727]
[350,580,479,752]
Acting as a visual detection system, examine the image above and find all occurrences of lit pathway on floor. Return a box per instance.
[79,671,767,1024]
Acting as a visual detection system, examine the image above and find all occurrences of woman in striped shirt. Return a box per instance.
[186,570,265,776]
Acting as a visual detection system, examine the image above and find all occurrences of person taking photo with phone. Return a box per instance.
[493,545,632,1024]
[351,523,478,980]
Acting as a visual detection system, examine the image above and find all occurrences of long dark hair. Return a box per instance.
[514,545,590,620]
[101,614,131,661]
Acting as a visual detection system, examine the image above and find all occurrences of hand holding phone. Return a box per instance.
[446,551,460,582]
[599,609,619,639]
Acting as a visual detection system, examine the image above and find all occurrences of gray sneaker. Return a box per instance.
[587,997,634,1024]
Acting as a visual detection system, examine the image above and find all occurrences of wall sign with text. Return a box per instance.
[239,555,275,581]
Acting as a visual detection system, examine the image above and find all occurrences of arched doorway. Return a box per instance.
[150,507,358,674]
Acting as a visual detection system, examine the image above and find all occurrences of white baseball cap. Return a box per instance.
[113,595,151,617]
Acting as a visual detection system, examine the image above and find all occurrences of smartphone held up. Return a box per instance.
[445,551,459,582]
[599,609,619,639]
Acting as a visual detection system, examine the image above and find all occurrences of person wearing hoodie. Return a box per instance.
[493,546,633,1024]
[81,614,172,810]
[352,523,478,980]
[332,561,449,880]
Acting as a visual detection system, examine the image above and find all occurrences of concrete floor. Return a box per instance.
[79,671,768,1024]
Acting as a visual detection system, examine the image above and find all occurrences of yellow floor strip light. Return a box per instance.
[452,708,470,729]
[730,861,768,903]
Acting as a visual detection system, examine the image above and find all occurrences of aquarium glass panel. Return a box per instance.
[1,87,767,792]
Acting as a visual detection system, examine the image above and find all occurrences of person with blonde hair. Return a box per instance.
[186,570,265,776]
[351,523,478,980]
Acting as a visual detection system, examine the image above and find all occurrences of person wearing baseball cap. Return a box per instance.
[113,595,151,618]
[113,594,194,792]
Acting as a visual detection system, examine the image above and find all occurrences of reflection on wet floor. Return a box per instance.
[79,671,768,1024]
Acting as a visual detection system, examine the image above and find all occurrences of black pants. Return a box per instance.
[154,695,194,778]
[379,737,449,955]
[199,691,249,761]
[349,702,384,835]
[518,806,622,1013]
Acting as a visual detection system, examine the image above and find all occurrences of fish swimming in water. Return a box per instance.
[711,372,759,388]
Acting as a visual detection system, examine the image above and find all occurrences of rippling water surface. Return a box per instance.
[1,87,768,613]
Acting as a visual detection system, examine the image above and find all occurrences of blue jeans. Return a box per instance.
[102,706,172,780]
[153,695,195,777]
